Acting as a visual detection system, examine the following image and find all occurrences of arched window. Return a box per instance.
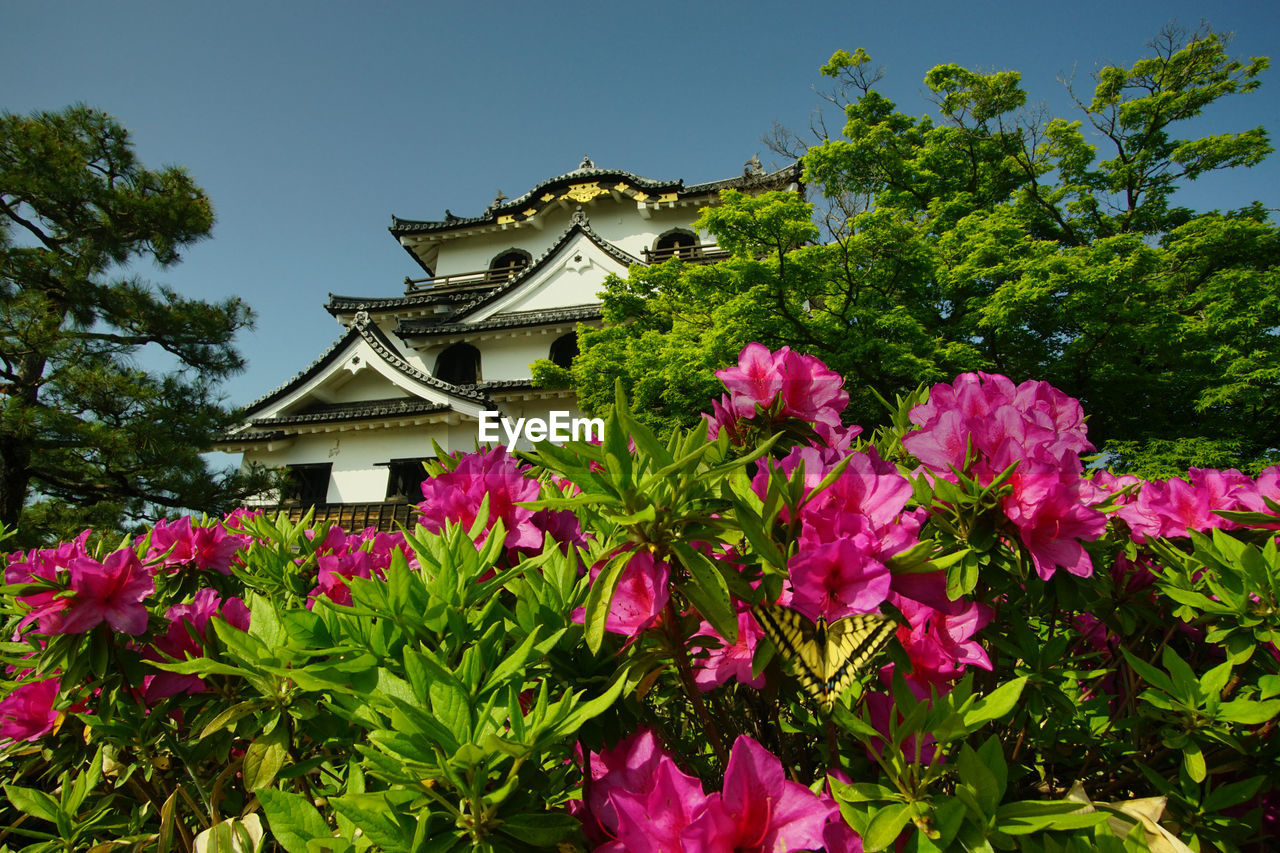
[435,343,481,385]
[549,332,579,370]
[653,229,698,261]
[488,249,531,283]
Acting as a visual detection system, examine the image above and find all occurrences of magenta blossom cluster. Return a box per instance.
[1115,465,1280,542]
[416,445,585,555]
[707,343,856,447]
[142,589,250,703]
[753,445,922,623]
[577,729,855,852]
[0,677,60,744]
[305,525,417,607]
[903,372,1106,581]
[11,546,155,637]
[142,516,251,575]
[572,550,671,638]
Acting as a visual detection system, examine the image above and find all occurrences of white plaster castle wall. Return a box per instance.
[243,425,450,504]
[414,328,577,382]
[429,200,712,278]
[319,369,410,405]
[479,331,572,378]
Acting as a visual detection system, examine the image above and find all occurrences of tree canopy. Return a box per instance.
[0,105,265,542]
[570,28,1278,476]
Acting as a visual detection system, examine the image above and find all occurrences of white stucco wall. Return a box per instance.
[430,199,712,278]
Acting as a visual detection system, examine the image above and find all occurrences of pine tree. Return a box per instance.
[1,105,265,540]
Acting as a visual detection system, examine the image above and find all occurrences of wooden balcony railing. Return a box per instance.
[267,500,416,531]
[641,243,729,264]
[404,262,528,295]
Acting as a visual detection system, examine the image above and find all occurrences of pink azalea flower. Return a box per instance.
[308,551,375,608]
[865,691,937,766]
[416,446,543,551]
[1089,470,1141,507]
[531,507,589,553]
[56,549,155,636]
[882,594,992,696]
[692,610,766,691]
[788,539,891,622]
[146,517,250,574]
[580,729,681,845]
[143,589,251,702]
[5,529,91,585]
[0,678,60,743]
[1001,449,1107,581]
[1116,467,1263,542]
[682,735,829,853]
[573,551,670,637]
[601,753,708,853]
[716,343,785,417]
[753,445,921,567]
[708,344,849,445]
[903,372,1092,485]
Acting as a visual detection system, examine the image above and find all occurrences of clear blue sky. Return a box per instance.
[4,1,1278,410]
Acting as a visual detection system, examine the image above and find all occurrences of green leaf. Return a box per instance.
[958,744,1000,817]
[828,778,901,804]
[259,788,332,853]
[962,677,1028,728]
[199,700,265,739]
[728,492,787,569]
[994,801,1109,835]
[862,802,913,852]
[1203,774,1266,812]
[1161,646,1199,701]
[243,721,290,791]
[1199,660,1232,702]
[1119,647,1174,694]
[486,626,542,689]
[248,592,287,649]
[495,812,581,845]
[1182,742,1206,783]
[583,550,633,654]
[1218,697,1280,725]
[4,784,61,822]
[672,541,736,643]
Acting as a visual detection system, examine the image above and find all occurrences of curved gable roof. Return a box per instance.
[235,313,487,422]
[389,161,800,238]
[446,208,641,321]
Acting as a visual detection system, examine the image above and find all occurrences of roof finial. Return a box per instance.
[571,205,589,226]
[744,153,764,177]
[578,155,594,170]
[485,189,508,214]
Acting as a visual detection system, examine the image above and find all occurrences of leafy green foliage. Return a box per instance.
[576,29,1278,472]
[1,372,1278,850]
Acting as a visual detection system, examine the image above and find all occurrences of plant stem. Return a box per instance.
[663,599,729,764]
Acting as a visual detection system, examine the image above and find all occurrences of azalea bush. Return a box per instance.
[2,344,1279,852]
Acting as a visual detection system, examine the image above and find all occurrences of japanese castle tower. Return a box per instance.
[216,158,800,524]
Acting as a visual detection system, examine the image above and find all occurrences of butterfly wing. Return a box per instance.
[752,604,827,705]
[820,613,898,711]
[753,604,896,713]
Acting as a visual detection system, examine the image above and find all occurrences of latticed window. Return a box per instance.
[283,463,331,508]
[384,458,431,501]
